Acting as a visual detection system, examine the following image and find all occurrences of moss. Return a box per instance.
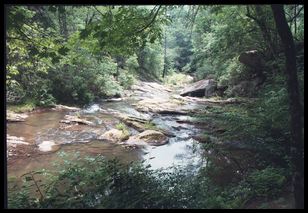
[7,100,37,113]
[115,123,130,141]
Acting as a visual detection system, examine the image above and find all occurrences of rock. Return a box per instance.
[228,78,263,97]
[238,50,261,67]
[134,98,193,115]
[53,104,81,112]
[7,111,28,122]
[37,140,60,152]
[123,119,148,131]
[105,98,123,102]
[98,129,130,142]
[180,79,217,97]
[126,130,168,146]
[117,114,152,132]
[238,50,266,83]
[60,115,94,125]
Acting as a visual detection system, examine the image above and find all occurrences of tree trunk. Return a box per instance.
[162,26,167,78]
[58,6,68,40]
[271,4,304,209]
[254,6,277,58]
[162,9,168,78]
[294,5,297,38]
[246,6,277,59]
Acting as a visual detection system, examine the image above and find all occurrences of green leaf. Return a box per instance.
[58,46,69,56]
[29,47,39,56]
[48,6,57,13]
[79,29,91,39]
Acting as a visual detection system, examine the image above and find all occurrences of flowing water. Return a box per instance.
[7,98,206,183]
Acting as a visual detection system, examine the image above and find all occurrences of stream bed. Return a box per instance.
[7,83,208,183]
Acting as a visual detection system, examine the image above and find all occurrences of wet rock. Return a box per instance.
[126,130,168,146]
[60,115,94,125]
[123,119,148,131]
[7,135,30,145]
[7,111,28,122]
[98,129,130,142]
[105,98,123,102]
[120,115,152,131]
[37,140,60,152]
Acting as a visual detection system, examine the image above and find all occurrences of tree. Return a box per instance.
[271,4,304,209]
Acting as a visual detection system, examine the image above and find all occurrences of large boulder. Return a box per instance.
[126,130,168,146]
[180,79,217,97]
[238,50,266,82]
[238,50,262,67]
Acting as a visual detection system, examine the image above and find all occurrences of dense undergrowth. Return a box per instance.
[8,153,288,209]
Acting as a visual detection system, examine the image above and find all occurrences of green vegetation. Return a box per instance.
[115,122,130,140]
[7,6,167,106]
[7,154,290,209]
[7,100,37,113]
[163,72,193,87]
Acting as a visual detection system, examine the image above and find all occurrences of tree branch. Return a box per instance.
[135,5,162,34]
[93,6,105,17]
[288,5,304,22]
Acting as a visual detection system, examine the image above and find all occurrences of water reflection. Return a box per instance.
[142,138,205,172]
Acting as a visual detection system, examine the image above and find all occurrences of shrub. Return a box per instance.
[118,70,136,89]
[164,72,193,87]
[247,167,287,198]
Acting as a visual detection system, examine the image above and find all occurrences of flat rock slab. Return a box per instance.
[52,104,81,112]
[7,111,28,122]
[134,98,203,115]
[7,135,30,145]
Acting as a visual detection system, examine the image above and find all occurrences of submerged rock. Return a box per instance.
[60,115,94,125]
[126,130,168,146]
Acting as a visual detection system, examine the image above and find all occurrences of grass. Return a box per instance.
[115,122,130,140]
[7,100,37,113]
[163,72,193,87]
[142,122,160,131]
